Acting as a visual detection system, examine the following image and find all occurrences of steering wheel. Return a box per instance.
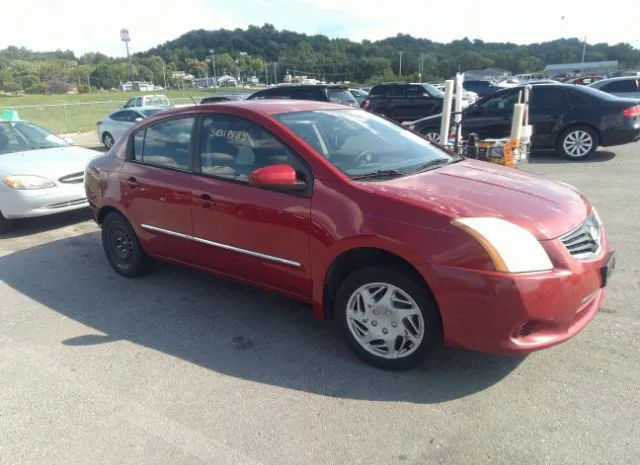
[355,150,376,166]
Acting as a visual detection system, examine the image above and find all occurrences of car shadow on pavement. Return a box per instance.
[0,209,94,239]
[528,149,616,164]
[0,232,524,404]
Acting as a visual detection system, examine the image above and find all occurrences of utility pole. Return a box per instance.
[419,56,424,82]
[559,15,566,38]
[87,75,92,94]
[580,36,587,73]
[273,62,277,84]
[265,65,268,85]
[398,51,403,77]
[211,49,218,87]
[162,66,168,89]
[120,29,136,91]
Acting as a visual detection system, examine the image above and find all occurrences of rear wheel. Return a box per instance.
[335,267,442,370]
[559,125,597,160]
[101,211,150,277]
[102,132,115,149]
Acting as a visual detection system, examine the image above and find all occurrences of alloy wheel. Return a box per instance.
[563,130,593,158]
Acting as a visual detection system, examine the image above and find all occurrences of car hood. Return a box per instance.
[361,159,589,240]
[0,146,102,179]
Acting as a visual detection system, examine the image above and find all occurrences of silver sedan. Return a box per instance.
[0,118,102,234]
[97,106,165,149]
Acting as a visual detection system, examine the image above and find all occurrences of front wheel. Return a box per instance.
[335,267,442,370]
[0,210,12,235]
[101,211,150,277]
[422,130,441,143]
[559,126,597,160]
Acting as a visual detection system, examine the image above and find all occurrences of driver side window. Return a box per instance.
[197,115,309,185]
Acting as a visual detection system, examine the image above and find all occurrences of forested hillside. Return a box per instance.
[1,23,639,93]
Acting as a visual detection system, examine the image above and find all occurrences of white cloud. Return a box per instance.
[0,0,243,57]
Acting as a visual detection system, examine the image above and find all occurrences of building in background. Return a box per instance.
[544,61,619,78]
[463,68,512,81]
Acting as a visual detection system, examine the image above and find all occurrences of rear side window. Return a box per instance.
[530,88,567,109]
[248,89,283,100]
[291,88,324,100]
[566,89,593,107]
[132,117,194,169]
[602,79,637,93]
[387,86,405,98]
[111,111,129,121]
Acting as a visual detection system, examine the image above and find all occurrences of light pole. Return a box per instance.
[209,49,217,88]
[419,55,424,82]
[581,36,587,71]
[120,29,136,91]
[559,16,566,38]
[398,51,403,77]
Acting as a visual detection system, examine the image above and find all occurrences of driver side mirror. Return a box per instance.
[249,164,306,193]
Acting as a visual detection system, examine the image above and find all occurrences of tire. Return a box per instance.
[101,211,150,278]
[0,210,12,235]
[102,132,115,149]
[422,130,441,143]
[334,266,442,370]
[558,125,598,160]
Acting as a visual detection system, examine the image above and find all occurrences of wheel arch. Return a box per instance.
[321,246,437,321]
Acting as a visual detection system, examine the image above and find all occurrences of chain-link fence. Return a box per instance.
[8,100,126,134]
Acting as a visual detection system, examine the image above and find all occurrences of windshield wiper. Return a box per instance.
[351,169,407,180]
[409,158,452,174]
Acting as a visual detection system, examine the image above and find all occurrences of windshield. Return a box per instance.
[146,96,170,106]
[139,108,164,117]
[0,121,69,155]
[273,109,452,178]
[327,89,359,106]
[422,83,444,98]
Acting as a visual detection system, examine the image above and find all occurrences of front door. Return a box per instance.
[461,88,519,140]
[120,116,196,264]
[406,84,438,120]
[528,86,568,148]
[189,114,312,299]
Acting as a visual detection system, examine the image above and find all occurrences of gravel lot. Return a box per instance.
[1,140,638,465]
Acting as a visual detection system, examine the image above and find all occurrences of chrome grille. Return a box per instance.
[58,172,85,184]
[560,213,602,259]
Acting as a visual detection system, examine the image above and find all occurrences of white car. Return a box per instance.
[0,113,101,233]
[122,94,171,109]
[588,76,640,100]
[97,106,165,148]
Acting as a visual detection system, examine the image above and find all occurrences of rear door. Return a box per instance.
[119,116,196,264]
[461,88,519,139]
[528,87,569,148]
[386,86,409,120]
[108,110,136,141]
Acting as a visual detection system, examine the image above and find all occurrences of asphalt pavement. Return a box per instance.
[1,140,638,465]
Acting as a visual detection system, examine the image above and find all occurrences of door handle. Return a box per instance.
[123,176,138,188]
[193,193,214,208]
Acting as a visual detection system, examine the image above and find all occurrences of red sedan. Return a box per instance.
[85,100,615,370]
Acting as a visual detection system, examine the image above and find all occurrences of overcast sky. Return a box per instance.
[2,0,638,57]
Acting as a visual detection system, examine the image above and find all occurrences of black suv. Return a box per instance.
[247,84,359,107]
[362,82,444,122]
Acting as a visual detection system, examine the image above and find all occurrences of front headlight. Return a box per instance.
[452,217,553,273]
[3,175,56,190]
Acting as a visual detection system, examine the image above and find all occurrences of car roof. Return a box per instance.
[591,76,636,83]
[144,99,352,118]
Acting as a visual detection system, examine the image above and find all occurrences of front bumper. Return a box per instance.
[430,235,614,355]
[0,184,88,219]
